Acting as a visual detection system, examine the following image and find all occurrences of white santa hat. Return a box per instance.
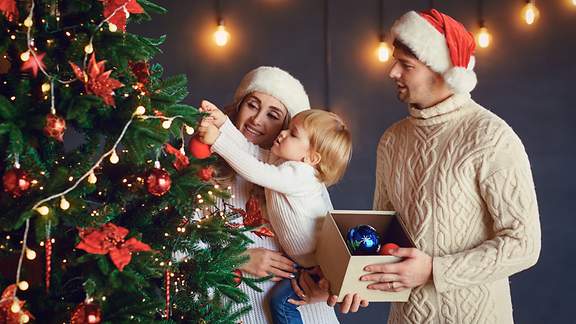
[391,9,478,93]
[233,66,310,118]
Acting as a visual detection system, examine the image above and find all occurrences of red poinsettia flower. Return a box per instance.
[76,223,151,271]
[165,144,190,171]
[20,51,46,78]
[197,166,214,181]
[100,0,144,32]
[69,54,124,107]
[0,0,18,22]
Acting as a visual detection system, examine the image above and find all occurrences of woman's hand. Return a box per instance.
[196,119,220,145]
[240,248,297,281]
[200,100,227,128]
[287,269,330,306]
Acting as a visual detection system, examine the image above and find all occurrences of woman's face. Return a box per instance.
[235,91,288,148]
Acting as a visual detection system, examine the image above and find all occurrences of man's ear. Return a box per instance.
[305,151,322,166]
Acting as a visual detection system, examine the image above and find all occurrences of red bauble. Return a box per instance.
[188,137,211,159]
[70,302,102,324]
[379,243,399,256]
[197,166,214,181]
[146,168,171,196]
[232,269,243,286]
[44,113,66,141]
[2,168,31,198]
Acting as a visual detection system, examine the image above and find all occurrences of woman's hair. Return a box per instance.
[296,110,352,187]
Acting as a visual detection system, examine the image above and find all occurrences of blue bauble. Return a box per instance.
[346,225,381,255]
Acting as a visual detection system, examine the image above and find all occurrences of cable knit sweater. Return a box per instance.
[215,119,338,323]
[373,93,541,324]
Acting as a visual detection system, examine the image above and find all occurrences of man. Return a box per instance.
[362,9,541,323]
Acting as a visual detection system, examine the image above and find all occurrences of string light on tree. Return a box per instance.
[521,0,540,25]
[109,151,119,164]
[25,248,36,260]
[36,206,50,216]
[60,196,70,210]
[20,51,30,62]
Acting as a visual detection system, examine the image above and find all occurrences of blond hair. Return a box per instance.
[295,110,352,186]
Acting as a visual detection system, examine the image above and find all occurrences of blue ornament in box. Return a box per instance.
[346,225,381,255]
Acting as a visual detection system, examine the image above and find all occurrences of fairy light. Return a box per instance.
[60,196,70,210]
[25,248,36,260]
[162,120,172,129]
[521,0,540,25]
[88,171,97,184]
[23,17,33,27]
[10,301,20,313]
[135,105,146,115]
[185,125,195,135]
[20,51,30,62]
[41,82,51,93]
[108,23,118,32]
[84,43,94,54]
[36,206,50,216]
[110,151,120,164]
[18,281,29,291]
[21,314,30,323]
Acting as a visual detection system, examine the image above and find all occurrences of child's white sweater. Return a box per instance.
[212,118,332,267]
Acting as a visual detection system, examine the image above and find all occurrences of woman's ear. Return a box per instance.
[305,151,322,166]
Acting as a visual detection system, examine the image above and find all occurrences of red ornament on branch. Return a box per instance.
[69,54,124,107]
[129,61,150,93]
[165,144,189,171]
[232,269,242,286]
[20,51,46,78]
[0,285,34,324]
[100,0,144,32]
[70,302,102,324]
[197,166,214,181]
[2,168,31,198]
[0,0,18,22]
[45,238,52,293]
[44,113,66,141]
[146,167,171,196]
[188,137,211,159]
[76,223,152,271]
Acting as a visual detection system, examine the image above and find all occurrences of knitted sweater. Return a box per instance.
[215,119,338,323]
[373,93,541,324]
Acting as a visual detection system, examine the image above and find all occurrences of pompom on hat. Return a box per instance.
[391,9,477,93]
[233,66,310,118]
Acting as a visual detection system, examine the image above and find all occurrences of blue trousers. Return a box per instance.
[269,278,303,324]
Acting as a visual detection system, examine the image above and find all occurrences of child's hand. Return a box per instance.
[196,119,220,145]
[199,100,227,128]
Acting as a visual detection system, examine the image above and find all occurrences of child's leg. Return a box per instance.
[269,278,304,324]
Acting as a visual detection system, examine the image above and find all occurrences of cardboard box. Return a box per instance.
[315,210,415,302]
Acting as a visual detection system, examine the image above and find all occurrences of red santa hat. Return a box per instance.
[391,9,477,93]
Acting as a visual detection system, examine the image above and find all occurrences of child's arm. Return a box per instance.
[211,130,318,195]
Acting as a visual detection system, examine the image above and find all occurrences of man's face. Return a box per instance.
[388,46,446,108]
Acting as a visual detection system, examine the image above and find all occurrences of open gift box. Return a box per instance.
[315,210,415,302]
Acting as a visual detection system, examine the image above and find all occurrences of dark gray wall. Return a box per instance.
[135,1,576,322]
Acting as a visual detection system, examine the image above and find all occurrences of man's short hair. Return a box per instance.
[393,39,418,60]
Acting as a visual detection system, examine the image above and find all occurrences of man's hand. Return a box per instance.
[196,119,220,145]
[360,247,432,292]
[199,100,227,128]
[327,294,369,314]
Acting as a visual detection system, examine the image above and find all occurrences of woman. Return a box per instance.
[215,66,339,323]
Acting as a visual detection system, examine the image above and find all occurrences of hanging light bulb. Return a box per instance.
[84,43,94,54]
[25,248,36,260]
[41,82,51,93]
[21,314,30,323]
[88,171,97,184]
[521,1,540,25]
[477,26,492,48]
[134,105,146,115]
[60,196,70,210]
[24,17,33,28]
[20,51,30,62]
[161,119,172,129]
[213,23,230,47]
[108,23,118,32]
[377,41,391,62]
[18,281,29,291]
[185,125,195,135]
[10,301,20,313]
[109,151,120,164]
[36,206,50,216]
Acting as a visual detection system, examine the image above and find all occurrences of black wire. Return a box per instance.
[215,0,223,25]
[478,0,485,27]
[323,0,331,111]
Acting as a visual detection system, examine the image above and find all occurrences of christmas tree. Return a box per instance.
[0,0,260,322]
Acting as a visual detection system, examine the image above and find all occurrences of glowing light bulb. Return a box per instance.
[477,27,492,48]
[20,51,30,62]
[41,82,51,93]
[84,43,94,54]
[573,0,576,6]
[10,301,20,313]
[24,18,33,27]
[36,206,50,216]
[21,314,30,323]
[185,125,195,135]
[60,197,70,210]
[377,41,391,62]
[110,151,119,164]
[521,2,539,25]
[135,105,146,115]
[108,23,118,32]
[162,120,172,129]
[213,24,230,47]
[25,249,36,260]
[88,171,97,184]
[18,281,29,291]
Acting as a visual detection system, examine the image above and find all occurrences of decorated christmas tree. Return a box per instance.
[0,0,260,322]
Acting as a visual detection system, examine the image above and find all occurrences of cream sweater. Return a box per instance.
[215,119,338,323]
[373,93,541,324]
